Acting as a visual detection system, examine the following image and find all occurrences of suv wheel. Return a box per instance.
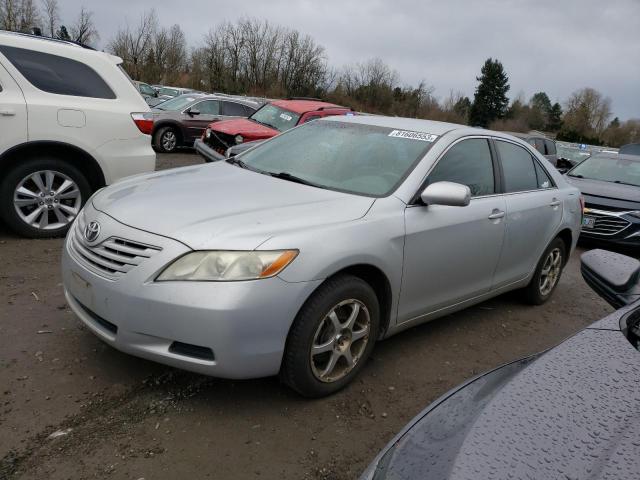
[280,275,380,397]
[0,158,91,238]
[522,237,566,305]
[153,126,179,153]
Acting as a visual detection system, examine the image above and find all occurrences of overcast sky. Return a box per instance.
[59,0,640,120]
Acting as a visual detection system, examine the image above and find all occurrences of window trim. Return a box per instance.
[491,137,558,195]
[185,99,220,116]
[222,100,250,117]
[410,135,501,205]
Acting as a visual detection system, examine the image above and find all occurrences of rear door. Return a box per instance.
[182,99,221,142]
[0,61,27,155]
[491,139,563,288]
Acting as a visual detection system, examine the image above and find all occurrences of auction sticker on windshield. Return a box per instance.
[280,113,293,121]
[388,130,438,142]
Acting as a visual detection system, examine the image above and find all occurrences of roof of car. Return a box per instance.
[323,114,475,135]
[270,99,346,114]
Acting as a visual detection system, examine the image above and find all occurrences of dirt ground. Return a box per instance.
[0,151,618,480]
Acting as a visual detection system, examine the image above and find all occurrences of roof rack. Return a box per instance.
[285,97,323,101]
[0,29,96,50]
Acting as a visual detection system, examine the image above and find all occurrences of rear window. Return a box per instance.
[223,101,248,116]
[496,140,539,192]
[0,45,115,99]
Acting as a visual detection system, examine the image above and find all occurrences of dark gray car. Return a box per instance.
[151,94,261,153]
[509,132,558,167]
[361,248,640,480]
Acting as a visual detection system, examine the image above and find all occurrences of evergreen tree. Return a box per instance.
[547,102,563,132]
[453,96,471,121]
[529,91,552,130]
[56,25,70,40]
[608,117,620,128]
[469,58,510,127]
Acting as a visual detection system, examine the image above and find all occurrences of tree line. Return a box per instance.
[1,4,638,147]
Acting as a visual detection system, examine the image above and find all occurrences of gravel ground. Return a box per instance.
[0,151,619,479]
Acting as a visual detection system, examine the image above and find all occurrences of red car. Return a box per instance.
[195,98,353,162]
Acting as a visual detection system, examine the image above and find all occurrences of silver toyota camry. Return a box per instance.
[62,115,582,397]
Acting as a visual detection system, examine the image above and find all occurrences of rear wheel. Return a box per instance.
[522,237,566,305]
[0,157,91,238]
[281,275,380,397]
[153,126,179,153]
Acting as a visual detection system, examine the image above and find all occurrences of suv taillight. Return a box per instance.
[131,113,154,135]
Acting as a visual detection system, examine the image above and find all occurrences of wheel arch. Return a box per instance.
[153,121,184,144]
[0,141,105,190]
[556,228,573,266]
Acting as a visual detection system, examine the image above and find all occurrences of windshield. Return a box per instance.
[250,104,301,132]
[238,121,436,196]
[154,95,198,111]
[569,154,640,187]
[139,83,155,96]
[557,146,591,164]
[159,87,179,97]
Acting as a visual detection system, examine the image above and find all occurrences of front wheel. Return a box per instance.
[0,158,91,238]
[522,237,566,305]
[280,275,380,397]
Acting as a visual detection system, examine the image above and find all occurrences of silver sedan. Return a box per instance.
[62,116,582,397]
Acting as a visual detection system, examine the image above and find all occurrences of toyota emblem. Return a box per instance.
[84,221,101,243]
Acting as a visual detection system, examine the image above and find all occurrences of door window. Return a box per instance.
[223,101,248,116]
[427,138,495,197]
[496,140,539,192]
[534,161,553,189]
[194,100,220,115]
[0,45,115,99]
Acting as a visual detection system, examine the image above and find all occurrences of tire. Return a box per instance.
[0,157,91,238]
[153,126,179,153]
[522,237,566,305]
[280,274,380,397]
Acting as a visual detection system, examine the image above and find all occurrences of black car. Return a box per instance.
[565,153,640,247]
[361,248,640,480]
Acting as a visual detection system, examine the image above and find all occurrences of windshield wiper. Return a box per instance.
[568,173,584,178]
[614,180,639,187]
[269,172,323,188]
[250,118,277,130]
[225,157,249,169]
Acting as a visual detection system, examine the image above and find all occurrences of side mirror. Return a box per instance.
[188,109,200,116]
[581,249,640,308]
[420,181,471,207]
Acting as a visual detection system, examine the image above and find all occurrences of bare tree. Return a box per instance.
[0,0,20,30]
[69,6,98,45]
[40,0,58,36]
[563,87,612,139]
[18,0,39,31]
[109,10,157,80]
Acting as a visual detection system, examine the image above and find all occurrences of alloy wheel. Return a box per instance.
[310,299,370,383]
[13,170,82,231]
[162,130,177,151]
[539,247,562,296]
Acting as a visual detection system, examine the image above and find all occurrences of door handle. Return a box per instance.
[488,210,505,220]
[549,199,561,207]
[0,109,15,116]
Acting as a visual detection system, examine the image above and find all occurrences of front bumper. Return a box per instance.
[62,206,321,379]
[194,138,225,163]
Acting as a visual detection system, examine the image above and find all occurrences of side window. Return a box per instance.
[534,161,553,189]
[195,100,220,115]
[0,45,115,99]
[243,104,256,116]
[496,141,538,192]
[533,138,545,155]
[223,101,248,116]
[303,115,321,124]
[544,139,556,155]
[427,138,495,197]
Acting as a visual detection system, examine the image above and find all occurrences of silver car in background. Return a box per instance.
[62,116,582,397]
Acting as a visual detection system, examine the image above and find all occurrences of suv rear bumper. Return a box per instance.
[97,136,156,183]
[194,138,225,163]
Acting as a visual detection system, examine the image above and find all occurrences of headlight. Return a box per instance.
[235,134,244,144]
[156,250,298,281]
[205,128,211,138]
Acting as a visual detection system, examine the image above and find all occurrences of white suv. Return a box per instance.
[0,32,156,238]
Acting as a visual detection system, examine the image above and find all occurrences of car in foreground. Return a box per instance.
[194,98,353,162]
[565,153,640,247]
[360,248,640,480]
[0,31,155,238]
[150,94,260,153]
[62,115,581,397]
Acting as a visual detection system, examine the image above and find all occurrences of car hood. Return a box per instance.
[364,304,640,480]
[211,118,278,139]
[565,175,640,210]
[91,162,375,250]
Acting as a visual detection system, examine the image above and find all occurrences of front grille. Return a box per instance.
[69,217,161,279]
[582,209,631,236]
[207,131,235,153]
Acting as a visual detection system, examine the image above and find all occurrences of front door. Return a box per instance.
[183,99,222,142]
[398,138,506,323]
